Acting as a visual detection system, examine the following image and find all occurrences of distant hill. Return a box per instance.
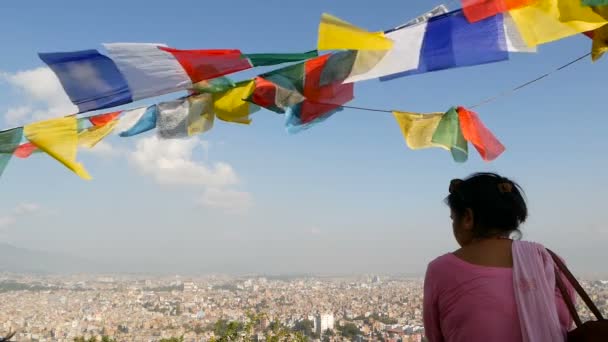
[0,243,101,274]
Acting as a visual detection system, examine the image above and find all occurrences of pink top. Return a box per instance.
[423,253,572,342]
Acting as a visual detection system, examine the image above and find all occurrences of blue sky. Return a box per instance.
[0,0,607,275]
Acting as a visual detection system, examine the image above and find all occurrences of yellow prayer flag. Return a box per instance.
[592,26,608,61]
[318,13,394,51]
[187,94,215,136]
[24,116,91,180]
[347,50,389,80]
[510,0,607,47]
[591,6,608,62]
[212,81,258,124]
[78,120,118,148]
[393,111,445,150]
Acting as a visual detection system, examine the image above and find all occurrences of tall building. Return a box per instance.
[183,281,197,292]
[314,313,335,336]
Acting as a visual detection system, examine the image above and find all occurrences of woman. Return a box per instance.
[423,173,573,342]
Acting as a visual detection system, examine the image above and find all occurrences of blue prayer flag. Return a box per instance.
[284,103,343,134]
[381,10,508,81]
[118,105,158,137]
[39,50,133,113]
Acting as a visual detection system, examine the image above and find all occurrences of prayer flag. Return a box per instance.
[157,99,190,139]
[583,0,608,6]
[260,61,306,94]
[257,54,354,128]
[191,77,235,94]
[14,142,38,159]
[186,94,215,136]
[457,107,505,161]
[462,0,535,23]
[244,50,319,66]
[78,120,118,148]
[157,95,215,138]
[285,103,343,134]
[381,10,509,82]
[589,6,608,61]
[318,13,394,50]
[300,54,354,124]
[0,128,23,177]
[509,0,607,46]
[345,22,427,83]
[103,43,193,101]
[350,10,531,83]
[39,50,132,113]
[592,24,608,61]
[89,111,121,127]
[503,13,537,53]
[115,106,158,137]
[319,50,360,86]
[253,54,353,130]
[158,47,251,83]
[392,112,445,149]
[212,80,259,124]
[247,76,305,114]
[397,5,450,28]
[431,107,468,163]
[24,117,91,179]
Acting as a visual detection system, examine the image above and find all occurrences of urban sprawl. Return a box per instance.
[1,274,607,342]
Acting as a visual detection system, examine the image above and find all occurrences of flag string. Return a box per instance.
[328,52,591,113]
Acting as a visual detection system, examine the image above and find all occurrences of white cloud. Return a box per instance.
[0,216,17,228]
[129,135,253,213]
[13,202,41,216]
[2,67,77,126]
[5,106,32,125]
[310,226,322,235]
[199,188,253,214]
[130,135,238,187]
[0,202,44,230]
[81,141,124,158]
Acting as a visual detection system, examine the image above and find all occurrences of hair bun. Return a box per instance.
[497,181,513,194]
[449,179,463,194]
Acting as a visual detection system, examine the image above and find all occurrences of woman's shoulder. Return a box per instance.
[426,253,458,273]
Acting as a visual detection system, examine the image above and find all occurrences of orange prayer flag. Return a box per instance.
[14,142,38,158]
[462,0,535,23]
[89,111,122,127]
[457,107,505,161]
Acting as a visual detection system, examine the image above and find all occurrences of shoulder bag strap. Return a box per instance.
[553,261,583,328]
[547,248,605,321]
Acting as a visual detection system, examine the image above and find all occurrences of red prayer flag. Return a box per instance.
[251,77,280,108]
[462,0,535,23]
[14,142,37,158]
[89,111,121,127]
[457,107,505,161]
[159,47,252,83]
[300,55,354,123]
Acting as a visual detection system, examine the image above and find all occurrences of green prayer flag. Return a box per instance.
[191,76,235,94]
[259,61,306,94]
[431,107,468,163]
[583,0,608,6]
[245,50,318,67]
[77,117,90,132]
[0,127,24,177]
[319,50,357,86]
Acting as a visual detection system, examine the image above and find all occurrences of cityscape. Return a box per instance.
[1,273,607,342]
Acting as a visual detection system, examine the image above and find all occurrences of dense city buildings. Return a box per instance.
[0,274,606,341]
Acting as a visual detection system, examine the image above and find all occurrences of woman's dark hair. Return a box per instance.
[446,172,528,238]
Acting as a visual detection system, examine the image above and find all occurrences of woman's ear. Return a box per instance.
[463,208,474,231]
